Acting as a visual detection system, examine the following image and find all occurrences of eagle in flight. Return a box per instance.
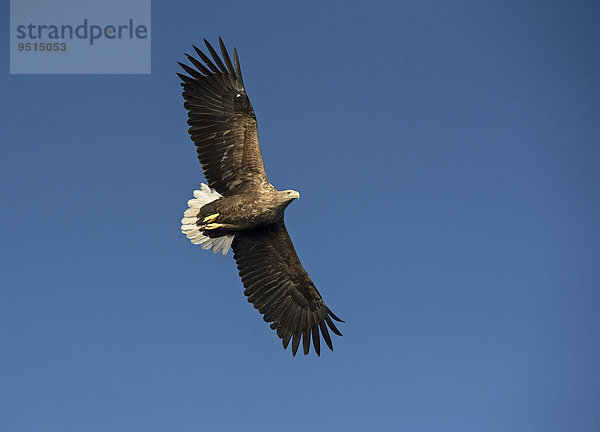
[178,38,343,356]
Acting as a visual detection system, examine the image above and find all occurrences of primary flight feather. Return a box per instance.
[178,38,343,356]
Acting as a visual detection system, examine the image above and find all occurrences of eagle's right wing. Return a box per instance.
[178,38,268,196]
[232,221,343,356]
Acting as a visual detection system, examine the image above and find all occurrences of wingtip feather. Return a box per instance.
[291,332,301,356]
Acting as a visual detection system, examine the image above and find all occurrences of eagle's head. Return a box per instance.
[275,189,300,211]
[284,190,300,201]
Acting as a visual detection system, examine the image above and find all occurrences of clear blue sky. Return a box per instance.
[1,1,599,431]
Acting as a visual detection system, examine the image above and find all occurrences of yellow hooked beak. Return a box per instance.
[289,190,300,200]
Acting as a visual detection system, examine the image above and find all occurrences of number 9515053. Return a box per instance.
[18,42,67,51]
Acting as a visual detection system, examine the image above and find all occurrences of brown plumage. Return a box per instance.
[178,38,343,356]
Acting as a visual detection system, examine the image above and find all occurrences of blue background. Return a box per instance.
[1,1,599,431]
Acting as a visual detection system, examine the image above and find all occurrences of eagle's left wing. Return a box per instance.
[232,221,343,356]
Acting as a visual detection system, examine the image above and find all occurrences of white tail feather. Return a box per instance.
[181,183,234,255]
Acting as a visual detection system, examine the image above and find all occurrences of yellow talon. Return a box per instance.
[203,213,219,223]
[205,223,224,230]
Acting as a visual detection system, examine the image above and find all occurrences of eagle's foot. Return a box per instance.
[204,223,225,230]
[203,213,219,223]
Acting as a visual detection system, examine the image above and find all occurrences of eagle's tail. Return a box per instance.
[181,183,234,255]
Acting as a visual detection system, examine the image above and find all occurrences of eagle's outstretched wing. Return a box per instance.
[178,38,268,196]
[232,222,343,356]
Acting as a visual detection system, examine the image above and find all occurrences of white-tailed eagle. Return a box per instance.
[178,38,343,356]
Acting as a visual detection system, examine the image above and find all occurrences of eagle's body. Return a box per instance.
[178,38,343,356]
[196,188,298,232]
